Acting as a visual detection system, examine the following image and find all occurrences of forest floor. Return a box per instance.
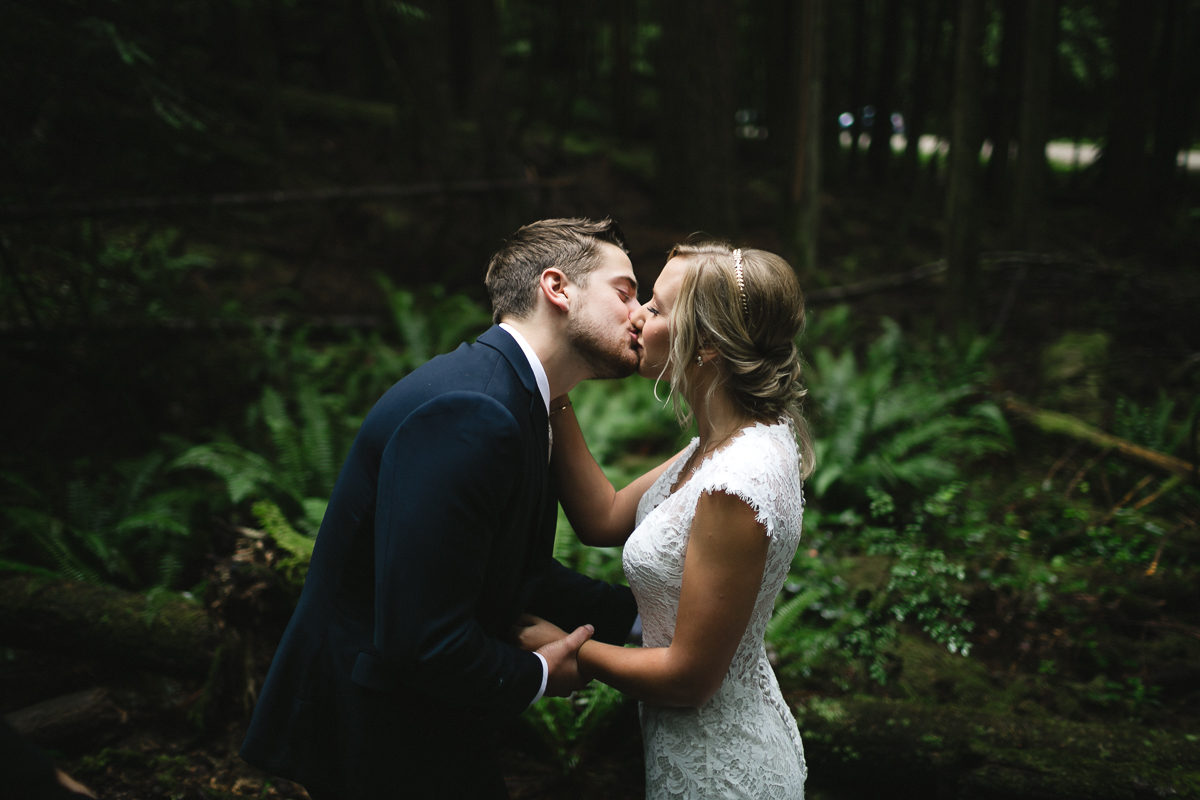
[7,147,1200,798]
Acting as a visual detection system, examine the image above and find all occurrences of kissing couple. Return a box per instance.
[240,218,813,799]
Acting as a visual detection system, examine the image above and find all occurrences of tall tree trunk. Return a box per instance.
[610,0,636,139]
[904,0,935,183]
[792,0,827,274]
[657,0,737,233]
[847,0,869,178]
[239,0,286,150]
[867,0,904,183]
[1009,0,1057,249]
[926,0,956,185]
[942,0,985,327]
[1101,0,1160,214]
[1148,0,1200,206]
[984,0,1024,204]
[448,0,506,177]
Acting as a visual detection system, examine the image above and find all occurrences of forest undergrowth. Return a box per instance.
[3,238,1197,797]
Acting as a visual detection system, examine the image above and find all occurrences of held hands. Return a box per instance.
[514,613,568,651]
[514,614,592,697]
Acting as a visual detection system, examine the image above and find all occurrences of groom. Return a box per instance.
[239,219,643,799]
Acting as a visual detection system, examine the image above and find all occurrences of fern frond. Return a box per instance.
[252,499,315,559]
[298,386,335,495]
[766,587,824,642]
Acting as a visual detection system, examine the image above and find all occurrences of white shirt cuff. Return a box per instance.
[529,652,549,706]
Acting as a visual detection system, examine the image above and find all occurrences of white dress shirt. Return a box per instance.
[498,323,551,705]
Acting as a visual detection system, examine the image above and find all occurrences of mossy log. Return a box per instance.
[796,696,1200,799]
[0,576,220,680]
[5,686,125,746]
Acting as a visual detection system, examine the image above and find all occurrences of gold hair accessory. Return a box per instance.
[733,249,748,315]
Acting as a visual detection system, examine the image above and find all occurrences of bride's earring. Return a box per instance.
[695,355,703,366]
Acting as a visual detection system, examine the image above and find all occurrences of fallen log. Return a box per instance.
[5,687,125,747]
[0,576,220,680]
[1002,397,1197,481]
[795,695,1200,799]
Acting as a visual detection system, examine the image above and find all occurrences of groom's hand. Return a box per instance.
[537,624,594,697]
[513,614,567,651]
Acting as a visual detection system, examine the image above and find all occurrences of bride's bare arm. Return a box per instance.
[550,395,684,547]
[575,491,769,706]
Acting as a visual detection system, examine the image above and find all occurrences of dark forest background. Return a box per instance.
[2,1,1199,798]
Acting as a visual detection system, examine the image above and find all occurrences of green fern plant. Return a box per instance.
[0,453,206,589]
[806,318,1011,502]
[520,680,628,775]
[767,485,976,686]
[172,384,337,535]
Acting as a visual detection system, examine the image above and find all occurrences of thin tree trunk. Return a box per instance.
[792,0,827,274]
[926,0,956,185]
[1148,0,1200,205]
[867,0,904,183]
[610,0,636,138]
[904,0,934,183]
[848,0,869,178]
[985,0,1024,204]
[942,0,985,327]
[657,0,737,232]
[1101,0,1159,214]
[1009,0,1057,249]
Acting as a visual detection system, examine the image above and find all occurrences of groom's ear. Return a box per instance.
[539,268,572,314]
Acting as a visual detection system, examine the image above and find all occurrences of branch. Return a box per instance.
[0,178,535,222]
[806,260,947,305]
[1002,397,1197,481]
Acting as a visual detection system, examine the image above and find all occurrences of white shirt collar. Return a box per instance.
[498,323,550,415]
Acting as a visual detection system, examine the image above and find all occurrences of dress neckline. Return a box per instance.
[666,420,784,498]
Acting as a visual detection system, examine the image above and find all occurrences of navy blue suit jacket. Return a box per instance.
[240,326,637,794]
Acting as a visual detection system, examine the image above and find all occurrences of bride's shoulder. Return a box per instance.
[727,419,800,461]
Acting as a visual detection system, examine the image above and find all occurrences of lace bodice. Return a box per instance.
[624,421,807,799]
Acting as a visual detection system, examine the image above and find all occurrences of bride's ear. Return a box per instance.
[696,344,719,366]
[539,268,572,313]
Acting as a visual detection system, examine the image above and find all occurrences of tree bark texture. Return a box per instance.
[942,0,985,326]
[792,0,826,274]
[656,0,737,233]
[0,576,220,680]
[1009,0,1057,249]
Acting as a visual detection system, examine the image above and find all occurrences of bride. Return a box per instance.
[521,241,813,799]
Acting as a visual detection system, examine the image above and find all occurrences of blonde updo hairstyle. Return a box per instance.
[664,241,814,478]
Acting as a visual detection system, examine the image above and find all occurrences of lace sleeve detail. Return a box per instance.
[694,423,803,540]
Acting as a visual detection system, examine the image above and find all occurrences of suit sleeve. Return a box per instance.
[372,391,544,715]
[524,558,638,647]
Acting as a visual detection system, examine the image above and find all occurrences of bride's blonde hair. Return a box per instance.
[663,241,814,478]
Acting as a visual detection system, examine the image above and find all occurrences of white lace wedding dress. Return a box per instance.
[624,421,807,799]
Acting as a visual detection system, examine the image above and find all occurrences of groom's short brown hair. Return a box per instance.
[485,218,629,324]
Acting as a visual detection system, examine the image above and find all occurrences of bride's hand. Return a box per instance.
[513,614,567,651]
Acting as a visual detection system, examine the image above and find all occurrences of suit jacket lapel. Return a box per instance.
[477,326,558,586]
[477,325,550,461]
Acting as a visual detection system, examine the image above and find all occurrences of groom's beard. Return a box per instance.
[566,313,640,380]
